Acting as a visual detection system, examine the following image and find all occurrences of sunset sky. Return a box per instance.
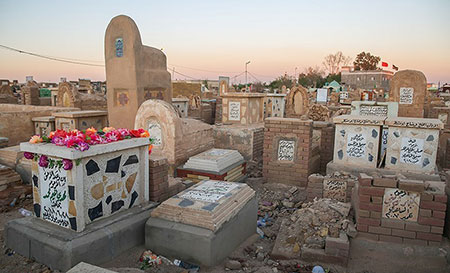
[0,0,449,84]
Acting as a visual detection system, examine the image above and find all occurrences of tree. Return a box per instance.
[269,74,295,90]
[353,52,381,71]
[251,81,266,93]
[297,66,326,88]
[322,51,352,75]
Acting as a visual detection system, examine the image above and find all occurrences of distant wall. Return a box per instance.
[0,104,79,146]
[172,82,202,98]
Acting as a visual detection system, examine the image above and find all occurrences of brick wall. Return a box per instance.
[149,156,169,202]
[446,138,450,169]
[263,117,313,187]
[428,106,450,129]
[215,97,222,124]
[356,173,447,246]
[252,127,264,161]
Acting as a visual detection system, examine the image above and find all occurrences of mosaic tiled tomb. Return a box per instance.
[332,115,384,168]
[384,117,443,174]
[21,138,150,232]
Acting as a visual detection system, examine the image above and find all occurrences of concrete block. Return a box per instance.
[145,196,257,266]
[5,203,156,272]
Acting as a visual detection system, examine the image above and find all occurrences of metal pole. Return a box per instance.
[245,61,250,92]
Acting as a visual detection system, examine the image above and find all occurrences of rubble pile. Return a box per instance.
[247,159,263,178]
[272,198,355,259]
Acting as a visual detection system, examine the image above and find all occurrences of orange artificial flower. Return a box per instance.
[148,144,153,156]
[29,135,43,144]
[86,127,97,135]
[140,130,149,138]
[102,127,115,133]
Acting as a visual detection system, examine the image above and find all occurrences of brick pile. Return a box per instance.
[356,173,447,246]
[263,117,313,187]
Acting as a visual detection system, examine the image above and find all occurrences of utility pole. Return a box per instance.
[245,61,250,92]
[172,67,175,80]
[295,67,298,81]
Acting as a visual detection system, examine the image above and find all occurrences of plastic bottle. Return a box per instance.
[173,259,200,271]
[19,208,32,217]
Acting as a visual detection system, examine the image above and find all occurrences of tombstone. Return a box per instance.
[265,93,286,118]
[332,115,384,168]
[221,93,265,125]
[56,82,81,108]
[218,76,229,96]
[53,110,108,131]
[177,148,246,182]
[9,137,151,271]
[172,97,189,118]
[350,101,399,118]
[384,117,443,173]
[316,88,328,104]
[146,180,257,266]
[389,70,427,118]
[285,85,309,118]
[0,85,17,104]
[105,15,172,129]
[21,80,40,105]
[32,116,55,136]
[280,85,287,94]
[134,99,214,168]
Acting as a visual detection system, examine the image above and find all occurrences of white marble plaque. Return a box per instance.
[316,88,328,103]
[400,137,424,165]
[340,92,349,100]
[359,105,388,117]
[382,188,420,222]
[148,122,162,146]
[39,164,70,228]
[323,179,347,202]
[346,133,366,158]
[277,140,295,161]
[180,181,239,202]
[399,87,414,104]
[229,101,241,121]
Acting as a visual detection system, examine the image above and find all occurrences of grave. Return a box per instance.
[221,93,265,125]
[384,117,443,174]
[389,70,427,118]
[21,80,40,105]
[0,84,18,104]
[332,115,385,168]
[146,180,257,266]
[134,99,214,170]
[32,116,55,136]
[285,85,309,118]
[56,82,107,111]
[350,101,399,118]
[53,110,108,131]
[6,137,153,271]
[105,15,172,129]
[265,93,286,118]
[176,148,246,182]
[172,97,189,118]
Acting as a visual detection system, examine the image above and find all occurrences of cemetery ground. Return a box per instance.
[1,177,449,273]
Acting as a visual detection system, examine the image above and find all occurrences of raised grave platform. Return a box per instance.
[176,148,246,182]
[146,180,257,266]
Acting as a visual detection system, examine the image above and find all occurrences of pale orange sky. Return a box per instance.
[0,0,449,84]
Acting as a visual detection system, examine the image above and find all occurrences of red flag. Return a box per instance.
[392,65,398,71]
[381,62,388,67]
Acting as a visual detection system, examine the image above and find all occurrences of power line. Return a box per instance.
[168,63,239,74]
[0,44,105,67]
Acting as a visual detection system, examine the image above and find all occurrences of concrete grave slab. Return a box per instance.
[350,101,399,118]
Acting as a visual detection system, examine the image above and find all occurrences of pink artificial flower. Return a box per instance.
[38,155,49,168]
[62,159,73,170]
[52,136,65,146]
[76,142,90,151]
[29,135,43,144]
[24,152,34,160]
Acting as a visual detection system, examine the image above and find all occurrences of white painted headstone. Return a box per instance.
[39,164,70,228]
[400,137,424,165]
[180,180,239,202]
[346,133,366,158]
[359,105,388,117]
[316,88,328,103]
[399,87,414,104]
[148,122,162,146]
[382,188,420,222]
[438,113,448,125]
[277,140,295,161]
[229,101,241,121]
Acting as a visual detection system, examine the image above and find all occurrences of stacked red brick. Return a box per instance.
[317,122,335,173]
[149,156,169,202]
[356,173,447,246]
[306,173,356,203]
[263,117,313,187]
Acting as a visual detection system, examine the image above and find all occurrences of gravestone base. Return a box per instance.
[145,196,257,266]
[326,161,441,181]
[5,202,157,272]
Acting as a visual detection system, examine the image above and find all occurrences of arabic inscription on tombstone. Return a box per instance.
[382,188,420,222]
[148,122,162,146]
[229,101,241,121]
[39,164,70,228]
[399,87,414,104]
[346,133,366,158]
[323,179,347,202]
[180,181,239,203]
[400,137,423,165]
[277,140,295,161]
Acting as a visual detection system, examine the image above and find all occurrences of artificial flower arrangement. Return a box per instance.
[25,127,153,171]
